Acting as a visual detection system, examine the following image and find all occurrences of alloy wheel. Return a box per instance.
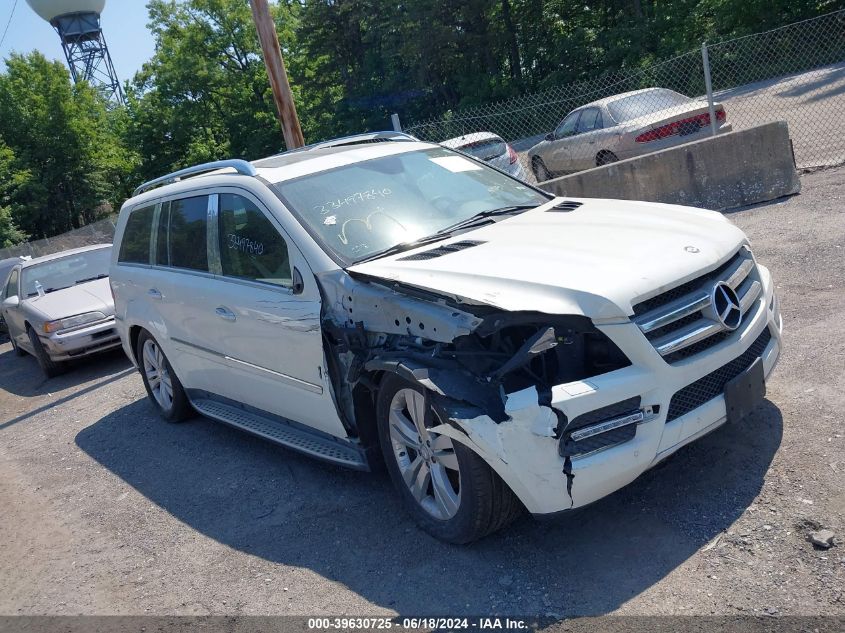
[142,339,174,411]
[388,388,461,520]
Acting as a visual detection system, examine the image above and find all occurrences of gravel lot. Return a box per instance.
[0,167,843,618]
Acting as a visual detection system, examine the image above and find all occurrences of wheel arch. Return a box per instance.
[128,324,144,364]
[595,149,618,166]
[351,369,386,459]
[356,362,507,472]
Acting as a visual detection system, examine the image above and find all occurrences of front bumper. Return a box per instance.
[432,265,782,515]
[39,317,122,361]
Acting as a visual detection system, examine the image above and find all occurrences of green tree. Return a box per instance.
[0,52,137,239]
[0,143,28,247]
[0,205,26,248]
[128,0,300,180]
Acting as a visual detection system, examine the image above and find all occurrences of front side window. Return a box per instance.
[577,108,602,133]
[554,112,581,139]
[157,196,209,272]
[21,248,111,297]
[118,205,155,264]
[272,147,547,264]
[218,194,292,287]
[5,268,18,299]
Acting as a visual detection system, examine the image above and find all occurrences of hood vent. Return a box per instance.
[398,240,486,261]
[547,200,583,212]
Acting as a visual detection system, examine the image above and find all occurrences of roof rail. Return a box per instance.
[132,159,258,197]
[308,131,418,149]
[270,131,418,157]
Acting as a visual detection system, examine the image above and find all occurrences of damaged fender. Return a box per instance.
[426,385,574,515]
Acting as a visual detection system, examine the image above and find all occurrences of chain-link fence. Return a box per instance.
[0,217,116,260]
[405,10,845,183]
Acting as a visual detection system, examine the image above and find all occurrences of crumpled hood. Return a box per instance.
[348,199,747,320]
[24,277,114,320]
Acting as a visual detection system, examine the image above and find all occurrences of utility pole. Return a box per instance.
[249,0,305,149]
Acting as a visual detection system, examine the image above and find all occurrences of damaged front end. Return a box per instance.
[315,269,633,508]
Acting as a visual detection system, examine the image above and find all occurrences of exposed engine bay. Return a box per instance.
[316,270,630,434]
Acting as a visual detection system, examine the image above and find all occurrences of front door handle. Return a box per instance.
[215,306,236,322]
[148,288,162,300]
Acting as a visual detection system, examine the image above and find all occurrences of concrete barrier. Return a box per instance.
[541,121,801,210]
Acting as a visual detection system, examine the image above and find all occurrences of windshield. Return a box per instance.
[607,89,691,122]
[272,147,547,263]
[22,247,111,297]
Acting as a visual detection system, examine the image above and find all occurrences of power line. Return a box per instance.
[0,0,19,52]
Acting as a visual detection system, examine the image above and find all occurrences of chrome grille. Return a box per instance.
[632,247,762,363]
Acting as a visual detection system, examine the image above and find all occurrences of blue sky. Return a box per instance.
[0,0,155,83]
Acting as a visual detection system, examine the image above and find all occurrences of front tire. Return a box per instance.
[27,327,64,378]
[531,156,553,182]
[137,330,192,422]
[10,333,26,357]
[376,374,522,543]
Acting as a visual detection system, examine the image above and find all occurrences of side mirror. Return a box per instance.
[544,132,554,142]
[292,267,305,295]
[2,296,20,310]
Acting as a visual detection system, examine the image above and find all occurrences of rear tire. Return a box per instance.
[596,150,618,166]
[376,374,522,543]
[531,157,553,182]
[137,330,192,423]
[27,327,64,378]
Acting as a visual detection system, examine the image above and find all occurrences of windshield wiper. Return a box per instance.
[43,286,72,294]
[435,204,539,236]
[353,233,452,264]
[75,273,109,284]
[352,204,543,265]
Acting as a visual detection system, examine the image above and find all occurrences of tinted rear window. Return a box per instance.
[459,139,506,161]
[607,89,691,122]
[118,205,155,264]
[162,196,209,272]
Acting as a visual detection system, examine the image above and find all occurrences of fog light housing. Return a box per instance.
[559,396,642,458]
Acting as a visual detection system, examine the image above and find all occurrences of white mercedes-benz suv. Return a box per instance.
[110,132,783,543]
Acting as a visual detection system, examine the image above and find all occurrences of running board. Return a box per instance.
[191,397,369,470]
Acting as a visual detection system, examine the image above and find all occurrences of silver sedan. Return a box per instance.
[527,87,733,181]
[1,244,121,377]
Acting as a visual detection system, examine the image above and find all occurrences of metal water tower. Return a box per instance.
[25,0,125,105]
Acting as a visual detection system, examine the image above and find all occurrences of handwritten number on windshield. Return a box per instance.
[315,188,392,215]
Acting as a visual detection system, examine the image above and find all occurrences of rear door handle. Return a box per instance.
[215,306,236,322]
[148,288,162,300]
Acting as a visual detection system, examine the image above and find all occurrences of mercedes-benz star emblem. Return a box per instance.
[684,245,700,253]
[711,281,742,330]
